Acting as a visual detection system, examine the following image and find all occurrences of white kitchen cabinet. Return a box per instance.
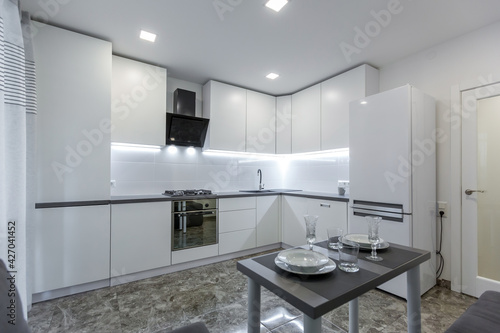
[219,197,257,255]
[282,196,308,246]
[203,80,247,151]
[306,199,348,241]
[276,95,292,154]
[33,205,111,294]
[111,202,171,277]
[320,64,379,150]
[246,90,276,154]
[34,23,111,202]
[282,196,348,247]
[111,55,167,146]
[291,84,321,153]
[256,195,280,246]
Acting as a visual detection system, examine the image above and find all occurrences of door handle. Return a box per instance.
[465,189,485,195]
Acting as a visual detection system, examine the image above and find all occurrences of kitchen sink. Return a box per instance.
[239,190,274,193]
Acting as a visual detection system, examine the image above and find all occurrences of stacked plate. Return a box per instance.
[274,248,336,275]
[341,234,390,250]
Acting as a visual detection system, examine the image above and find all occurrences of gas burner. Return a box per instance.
[163,189,215,197]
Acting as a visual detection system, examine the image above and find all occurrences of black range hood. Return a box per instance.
[166,89,209,147]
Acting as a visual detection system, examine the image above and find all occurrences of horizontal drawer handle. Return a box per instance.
[320,203,331,208]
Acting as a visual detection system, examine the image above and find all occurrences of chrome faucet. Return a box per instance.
[257,169,264,190]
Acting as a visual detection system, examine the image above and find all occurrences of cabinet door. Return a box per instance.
[276,95,292,154]
[203,80,247,151]
[34,24,111,202]
[256,195,280,246]
[246,90,276,154]
[111,202,171,277]
[320,64,379,150]
[291,84,321,153]
[33,205,111,293]
[307,199,348,241]
[282,196,308,246]
[111,55,167,146]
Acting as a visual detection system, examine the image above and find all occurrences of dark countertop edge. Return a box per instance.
[281,191,349,202]
[35,200,110,209]
[36,191,349,208]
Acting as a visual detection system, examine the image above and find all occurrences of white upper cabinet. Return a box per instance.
[246,90,276,154]
[34,24,111,202]
[203,80,247,151]
[111,56,167,146]
[320,64,379,150]
[276,95,292,154]
[291,84,321,153]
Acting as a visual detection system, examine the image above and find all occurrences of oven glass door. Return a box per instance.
[172,209,218,251]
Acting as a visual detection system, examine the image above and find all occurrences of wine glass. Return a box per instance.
[366,216,383,261]
[304,215,318,250]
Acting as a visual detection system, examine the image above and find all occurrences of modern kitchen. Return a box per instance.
[2,0,500,332]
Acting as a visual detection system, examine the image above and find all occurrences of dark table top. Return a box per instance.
[237,241,431,319]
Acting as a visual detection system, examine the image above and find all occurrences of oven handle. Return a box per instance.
[173,210,217,216]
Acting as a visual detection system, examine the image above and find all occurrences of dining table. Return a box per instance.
[237,241,431,333]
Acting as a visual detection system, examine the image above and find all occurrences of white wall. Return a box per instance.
[379,20,500,281]
[111,147,348,196]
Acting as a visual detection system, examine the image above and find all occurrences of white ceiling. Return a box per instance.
[22,0,500,95]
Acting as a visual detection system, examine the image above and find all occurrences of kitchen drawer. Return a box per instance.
[219,197,257,211]
[219,229,256,255]
[219,209,256,233]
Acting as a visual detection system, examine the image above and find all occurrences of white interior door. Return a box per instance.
[461,83,500,297]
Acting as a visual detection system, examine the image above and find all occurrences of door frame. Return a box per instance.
[450,72,500,293]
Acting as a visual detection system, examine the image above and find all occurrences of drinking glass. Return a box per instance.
[327,227,343,250]
[338,237,360,272]
[304,215,318,250]
[366,216,383,261]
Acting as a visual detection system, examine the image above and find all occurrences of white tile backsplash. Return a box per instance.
[110,146,349,195]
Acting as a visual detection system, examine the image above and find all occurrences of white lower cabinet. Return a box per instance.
[219,197,257,255]
[111,202,171,276]
[256,195,280,246]
[282,196,308,246]
[282,196,347,247]
[33,205,111,294]
[307,198,348,241]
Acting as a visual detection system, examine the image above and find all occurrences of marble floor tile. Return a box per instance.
[28,250,478,333]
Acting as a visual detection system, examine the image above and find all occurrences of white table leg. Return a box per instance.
[349,297,359,333]
[304,314,322,333]
[407,266,421,333]
[248,277,261,333]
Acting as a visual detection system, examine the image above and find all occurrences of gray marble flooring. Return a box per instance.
[28,250,477,333]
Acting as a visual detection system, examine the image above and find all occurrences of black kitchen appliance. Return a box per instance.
[166,89,209,147]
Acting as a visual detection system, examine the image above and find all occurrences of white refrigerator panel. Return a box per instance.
[349,86,412,212]
[348,211,411,246]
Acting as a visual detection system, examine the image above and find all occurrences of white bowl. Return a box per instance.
[276,249,329,273]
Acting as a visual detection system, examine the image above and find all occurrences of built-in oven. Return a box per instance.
[171,198,218,251]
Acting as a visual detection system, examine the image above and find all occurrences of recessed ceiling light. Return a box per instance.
[265,0,288,12]
[139,30,156,42]
[266,72,279,80]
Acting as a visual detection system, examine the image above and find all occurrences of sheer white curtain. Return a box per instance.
[0,0,37,318]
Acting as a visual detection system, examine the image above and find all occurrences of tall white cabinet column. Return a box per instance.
[33,23,112,300]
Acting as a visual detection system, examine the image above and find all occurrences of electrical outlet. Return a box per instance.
[437,201,447,217]
[338,180,349,188]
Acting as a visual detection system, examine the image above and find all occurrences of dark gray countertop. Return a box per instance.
[36,190,349,208]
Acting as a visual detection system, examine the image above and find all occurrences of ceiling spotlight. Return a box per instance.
[139,30,157,42]
[266,72,280,80]
[265,0,288,12]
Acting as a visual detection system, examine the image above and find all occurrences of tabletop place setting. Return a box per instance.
[274,215,390,275]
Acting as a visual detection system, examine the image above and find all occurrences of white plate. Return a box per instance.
[342,234,390,250]
[276,249,329,273]
[275,256,336,275]
[343,233,385,246]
